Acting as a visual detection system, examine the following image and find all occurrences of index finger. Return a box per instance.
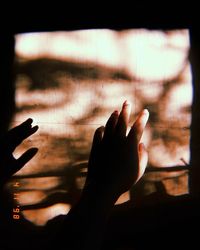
[114,100,132,138]
[7,119,39,150]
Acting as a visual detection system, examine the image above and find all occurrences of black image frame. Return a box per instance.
[1,6,200,249]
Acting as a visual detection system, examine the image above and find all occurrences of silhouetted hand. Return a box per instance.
[0,118,38,186]
[53,102,149,250]
[85,101,149,199]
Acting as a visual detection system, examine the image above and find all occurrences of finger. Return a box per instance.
[88,126,104,174]
[15,147,38,173]
[115,100,131,138]
[11,118,33,133]
[136,143,148,182]
[103,110,119,140]
[8,119,39,150]
[90,126,104,153]
[128,109,149,144]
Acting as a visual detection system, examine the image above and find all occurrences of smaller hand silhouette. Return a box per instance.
[0,118,38,185]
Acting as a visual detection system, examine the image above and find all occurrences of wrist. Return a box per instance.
[82,181,119,206]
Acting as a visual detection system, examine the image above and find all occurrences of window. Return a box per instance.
[10,29,192,225]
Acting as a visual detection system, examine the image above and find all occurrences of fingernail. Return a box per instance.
[123,100,130,107]
[113,110,119,115]
[143,109,149,115]
[141,109,149,122]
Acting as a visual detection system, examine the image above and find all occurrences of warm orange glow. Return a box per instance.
[12,29,191,226]
[122,30,189,81]
[22,203,70,226]
[15,30,122,67]
[18,190,46,205]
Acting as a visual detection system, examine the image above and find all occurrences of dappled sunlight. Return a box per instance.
[22,203,70,226]
[18,190,46,206]
[15,79,136,129]
[15,177,60,190]
[121,29,189,81]
[15,30,189,83]
[15,30,122,68]
[149,135,190,167]
[161,72,192,125]
[16,87,67,108]
[163,174,188,196]
[12,29,191,226]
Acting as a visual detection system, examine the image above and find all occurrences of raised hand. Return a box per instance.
[85,101,149,199]
[0,118,38,186]
[53,102,149,250]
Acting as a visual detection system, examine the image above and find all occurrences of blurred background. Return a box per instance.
[7,29,191,226]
